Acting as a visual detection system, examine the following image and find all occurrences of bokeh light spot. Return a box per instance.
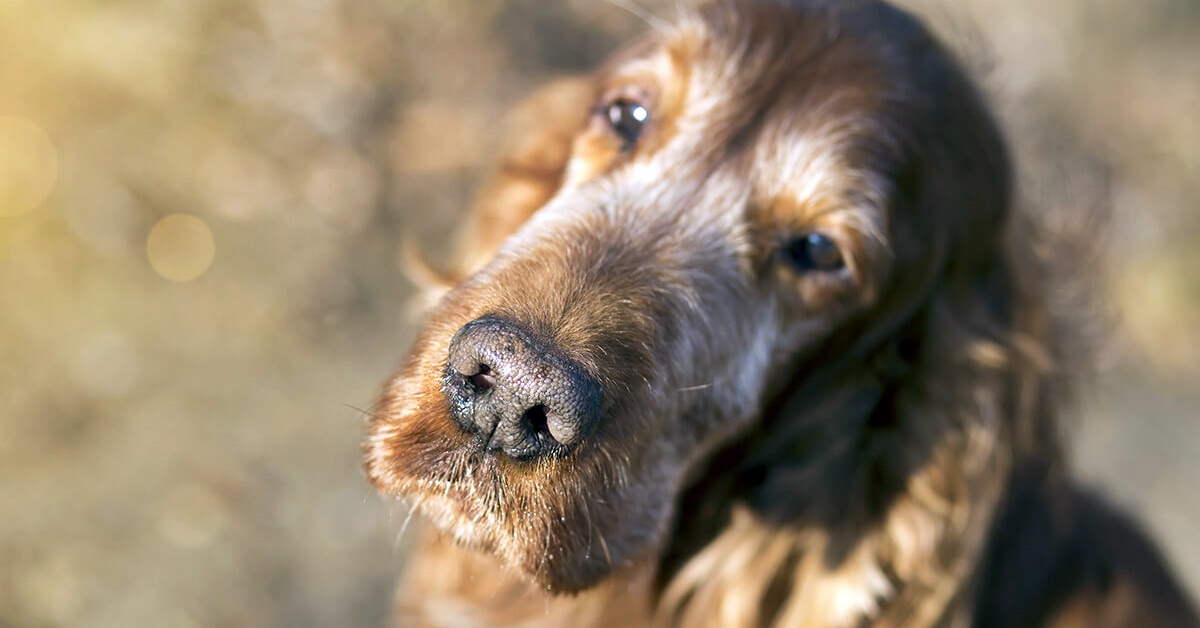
[0,116,59,217]
[146,214,216,282]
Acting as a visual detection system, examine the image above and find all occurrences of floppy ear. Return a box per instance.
[404,77,595,303]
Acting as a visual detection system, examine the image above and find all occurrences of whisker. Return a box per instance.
[395,496,424,549]
[678,374,732,393]
[581,494,595,558]
[599,533,613,568]
[343,401,379,421]
[600,0,670,34]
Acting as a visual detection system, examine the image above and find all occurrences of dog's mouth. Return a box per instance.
[367,411,680,592]
[365,304,688,592]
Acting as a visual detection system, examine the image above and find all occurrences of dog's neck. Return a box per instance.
[651,338,1021,627]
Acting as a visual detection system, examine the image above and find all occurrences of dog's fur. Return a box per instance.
[365,1,1199,625]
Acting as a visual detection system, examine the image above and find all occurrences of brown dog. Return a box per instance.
[365,1,1199,625]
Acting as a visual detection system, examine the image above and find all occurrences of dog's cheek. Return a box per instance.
[364,354,471,493]
[676,308,783,445]
[364,398,459,494]
[364,296,488,491]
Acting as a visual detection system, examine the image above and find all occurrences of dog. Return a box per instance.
[365,0,1199,625]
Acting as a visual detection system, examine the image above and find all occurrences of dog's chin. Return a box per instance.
[368,419,676,594]
[395,467,671,593]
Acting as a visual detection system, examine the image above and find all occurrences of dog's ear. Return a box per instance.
[404,77,595,303]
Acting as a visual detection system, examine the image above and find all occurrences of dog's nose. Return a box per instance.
[444,316,603,460]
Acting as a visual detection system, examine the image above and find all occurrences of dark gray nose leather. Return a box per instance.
[443,316,603,460]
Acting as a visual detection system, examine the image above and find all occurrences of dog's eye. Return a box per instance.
[605,99,649,147]
[782,233,844,272]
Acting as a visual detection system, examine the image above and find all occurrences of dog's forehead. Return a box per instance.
[642,7,892,220]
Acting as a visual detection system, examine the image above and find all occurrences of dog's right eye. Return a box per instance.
[604,99,649,147]
[782,233,845,273]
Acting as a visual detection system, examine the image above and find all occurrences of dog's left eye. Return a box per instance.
[605,99,649,147]
[782,233,845,273]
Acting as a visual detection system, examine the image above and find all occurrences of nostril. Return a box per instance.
[468,364,496,392]
[523,404,551,438]
[445,316,603,458]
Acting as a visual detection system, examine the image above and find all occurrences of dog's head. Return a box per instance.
[366,0,1020,594]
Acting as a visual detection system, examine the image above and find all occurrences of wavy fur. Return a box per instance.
[366,1,1198,626]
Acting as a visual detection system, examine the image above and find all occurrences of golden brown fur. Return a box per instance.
[365,1,1198,626]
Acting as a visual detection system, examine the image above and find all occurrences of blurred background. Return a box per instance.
[0,0,1196,625]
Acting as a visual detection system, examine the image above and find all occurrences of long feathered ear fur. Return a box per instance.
[653,23,1085,626]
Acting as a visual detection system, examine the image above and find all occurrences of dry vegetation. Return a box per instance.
[0,0,1197,625]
